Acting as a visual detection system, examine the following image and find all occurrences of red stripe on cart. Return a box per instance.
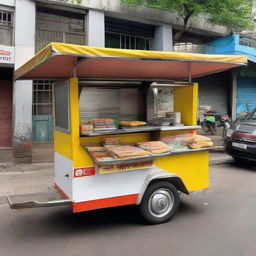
[55,183,70,199]
[72,194,139,213]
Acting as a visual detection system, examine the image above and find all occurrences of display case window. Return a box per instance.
[54,80,70,133]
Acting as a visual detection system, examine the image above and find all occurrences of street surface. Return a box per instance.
[1,163,256,256]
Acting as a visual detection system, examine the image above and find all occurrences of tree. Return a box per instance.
[122,0,253,42]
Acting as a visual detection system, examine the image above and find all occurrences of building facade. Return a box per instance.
[0,0,230,162]
[205,34,256,119]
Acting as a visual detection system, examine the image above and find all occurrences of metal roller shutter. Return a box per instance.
[237,76,256,116]
[195,72,229,114]
[0,81,12,147]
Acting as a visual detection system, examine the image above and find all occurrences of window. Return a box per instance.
[0,10,13,45]
[105,32,151,50]
[0,10,12,26]
[105,17,153,50]
[35,7,86,53]
[54,81,70,133]
[33,80,53,116]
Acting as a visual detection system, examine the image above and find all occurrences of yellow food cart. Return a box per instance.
[10,43,247,224]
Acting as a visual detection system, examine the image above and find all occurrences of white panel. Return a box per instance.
[54,153,73,199]
[73,167,161,203]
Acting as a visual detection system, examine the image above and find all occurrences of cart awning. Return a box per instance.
[14,42,247,80]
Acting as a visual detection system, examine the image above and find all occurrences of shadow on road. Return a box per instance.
[6,198,203,239]
[227,162,256,172]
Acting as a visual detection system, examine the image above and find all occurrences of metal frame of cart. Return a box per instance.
[9,43,247,224]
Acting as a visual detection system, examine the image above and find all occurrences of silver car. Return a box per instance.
[224,110,256,163]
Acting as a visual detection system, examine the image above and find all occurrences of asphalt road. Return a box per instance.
[1,163,256,256]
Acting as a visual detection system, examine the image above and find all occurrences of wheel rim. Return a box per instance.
[148,188,174,218]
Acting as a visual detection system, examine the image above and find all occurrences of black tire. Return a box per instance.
[209,122,217,135]
[222,125,226,138]
[233,157,248,164]
[139,181,180,225]
[201,120,210,134]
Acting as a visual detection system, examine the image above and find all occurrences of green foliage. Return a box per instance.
[122,0,253,31]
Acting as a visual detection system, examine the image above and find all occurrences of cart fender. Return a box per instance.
[136,170,189,205]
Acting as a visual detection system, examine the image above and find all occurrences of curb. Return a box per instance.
[209,157,234,166]
[209,146,225,153]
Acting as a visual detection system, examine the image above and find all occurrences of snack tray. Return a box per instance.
[84,147,153,166]
[84,146,212,166]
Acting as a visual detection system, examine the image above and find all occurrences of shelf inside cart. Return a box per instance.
[80,125,200,137]
[82,145,212,167]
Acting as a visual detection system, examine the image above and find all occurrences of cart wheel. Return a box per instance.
[139,181,180,224]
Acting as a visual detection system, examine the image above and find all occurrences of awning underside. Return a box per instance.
[14,43,247,81]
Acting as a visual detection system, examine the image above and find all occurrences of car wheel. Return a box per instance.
[139,181,180,225]
[233,157,248,164]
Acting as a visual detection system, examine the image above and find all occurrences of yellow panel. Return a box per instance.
[54,130,72,159]
[80,132,150,145]
[69,77,81,166]
[154,151,209,192]
[54,78,79,162]
[159,130,196,138]
[174,83,198,125]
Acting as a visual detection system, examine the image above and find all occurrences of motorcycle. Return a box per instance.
[201,110,217,135]
[200,111,231,136]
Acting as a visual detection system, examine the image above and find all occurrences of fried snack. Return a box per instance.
[137,141,172,154]
[89,118,116,130]
[80,124,94,132]
[119,121,147,127]
[107,145,151,159]
[187,135,213,149]
[90,119,114,124]
[86,147,114,161]
[104,137,120,145]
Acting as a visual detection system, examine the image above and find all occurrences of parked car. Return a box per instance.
[224,109,256,163]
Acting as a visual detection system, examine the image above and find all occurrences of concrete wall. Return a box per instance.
[0,0,15,7]
[44,0,230,37]
[153,25,173,51]
[87,10,105,47]
[13,0,35,162]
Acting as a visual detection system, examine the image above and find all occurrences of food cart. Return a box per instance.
[9,43,247,224]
